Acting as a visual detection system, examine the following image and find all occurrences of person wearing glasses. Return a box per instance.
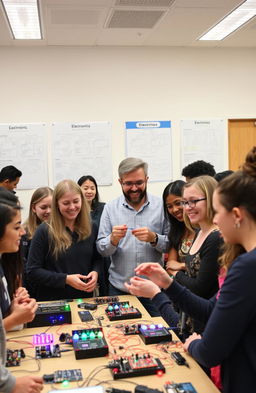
[163,180,195,277]
[97,157,168,316]
[172,175,222,334]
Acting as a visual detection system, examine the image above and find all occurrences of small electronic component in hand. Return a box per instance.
[171,351,189,368]
[35,344,61,359]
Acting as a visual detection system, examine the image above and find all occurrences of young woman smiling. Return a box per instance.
[163,180,195,276]
[27,180,102,301]
[0,190,43,393]
[168,176,222,334]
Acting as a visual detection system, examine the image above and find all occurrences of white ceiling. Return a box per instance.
[0,0,256,47]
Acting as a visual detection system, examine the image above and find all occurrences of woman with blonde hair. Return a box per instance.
[27,180,101,301]
[23,187,53,238]
[159,176,222,336]
[22,187,53,294]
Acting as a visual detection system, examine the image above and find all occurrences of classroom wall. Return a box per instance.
[0,45,255,220]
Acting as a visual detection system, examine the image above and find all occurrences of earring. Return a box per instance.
[235,222,240,229]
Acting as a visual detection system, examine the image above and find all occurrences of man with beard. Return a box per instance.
[97,157,168,316]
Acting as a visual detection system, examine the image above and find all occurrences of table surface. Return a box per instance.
[6,295,220,393]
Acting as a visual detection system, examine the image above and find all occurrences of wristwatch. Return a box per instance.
[150,233,158,246]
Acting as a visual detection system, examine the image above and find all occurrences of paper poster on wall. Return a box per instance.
[125,121,172,182]
[181,119,228,173]
[0,123,48,189]
[52,121,112,186]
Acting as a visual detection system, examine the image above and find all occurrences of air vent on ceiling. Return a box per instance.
[107,10,165,28]
[115,0,174,6]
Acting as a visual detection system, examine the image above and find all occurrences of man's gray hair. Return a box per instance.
[118,157,148,178]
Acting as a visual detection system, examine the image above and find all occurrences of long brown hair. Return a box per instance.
[217,146,256,270]
[48,180,91,259]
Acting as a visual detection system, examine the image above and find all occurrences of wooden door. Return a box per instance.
[228,119,256,170]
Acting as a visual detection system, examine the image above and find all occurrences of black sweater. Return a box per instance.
[27,223,102,301]
[153,248,256,393]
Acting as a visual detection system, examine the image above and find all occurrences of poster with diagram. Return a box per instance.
[181,119,228,173]
[52,121,112,186]
[125,121,172,182]
[0,123,48,189]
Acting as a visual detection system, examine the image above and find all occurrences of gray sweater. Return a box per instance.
[0,310,16,393]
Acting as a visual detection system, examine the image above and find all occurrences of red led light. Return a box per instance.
[157,370,164,377]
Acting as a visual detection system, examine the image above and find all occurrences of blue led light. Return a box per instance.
[141,324,147,330]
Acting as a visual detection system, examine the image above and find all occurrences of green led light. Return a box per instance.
[62,380,69,387]
[81,332,87,340]
[64,304,70,310]
[124,303,129,308]
[77,299,83,304]
[89,331,95,340]
[97,331,103,339]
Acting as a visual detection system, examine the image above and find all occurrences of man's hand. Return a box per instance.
[132,227,156,243]
[110,225,128,246]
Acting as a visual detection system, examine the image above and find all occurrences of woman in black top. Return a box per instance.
[27,179,102,301]
[78,175,110,295]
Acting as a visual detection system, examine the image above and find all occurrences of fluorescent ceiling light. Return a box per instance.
[2,0,42,39]
[199,0,256,41]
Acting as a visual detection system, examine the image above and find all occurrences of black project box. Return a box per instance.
[139,324,172,344]
[105,301,142,321]
[72,328,109,359]
[109,354,165,379]
[27,301,72,328]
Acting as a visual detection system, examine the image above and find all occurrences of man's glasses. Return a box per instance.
[182,198,206,208]
[121,180,145,188]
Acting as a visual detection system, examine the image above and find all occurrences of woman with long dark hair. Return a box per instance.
[0,190,43,393]
[78,175,110,295]
[162,180,194,276]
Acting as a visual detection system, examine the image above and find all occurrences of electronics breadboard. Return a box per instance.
[6,349,25,367]
[72,328,109,359]
[94,296,119,304]
[105,301,142,321]
[123,323,141,335]
[139,324,172,344]
[27,302,71,328]
[43,369,83,384]
[35,344,61,359]
[164,382,198,393]
[109,354,165,379]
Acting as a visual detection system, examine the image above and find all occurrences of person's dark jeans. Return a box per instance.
[108,282,160,317]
